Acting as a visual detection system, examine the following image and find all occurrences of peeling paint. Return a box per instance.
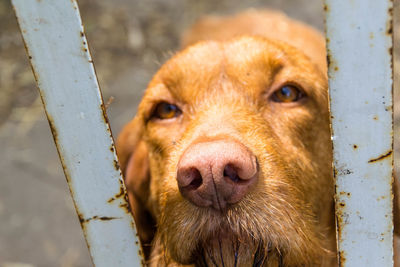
[368,150,393,163]
[113,159,120,171]
[11,0,144,266]
[325,0,394,265]
[80,216,121,224]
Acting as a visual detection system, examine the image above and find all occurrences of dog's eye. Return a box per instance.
[271,85,304,103]
[152,102,181,119]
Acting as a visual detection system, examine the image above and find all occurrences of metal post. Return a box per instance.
[11,0,144,266]
[325,0,394,266]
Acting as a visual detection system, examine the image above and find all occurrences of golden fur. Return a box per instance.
[117,10,398,266]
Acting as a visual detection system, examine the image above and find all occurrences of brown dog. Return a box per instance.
[116,10,395,266]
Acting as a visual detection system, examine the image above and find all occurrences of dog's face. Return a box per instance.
[118,36,334,266]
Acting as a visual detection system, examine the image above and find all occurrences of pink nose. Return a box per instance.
[176,139,258,210]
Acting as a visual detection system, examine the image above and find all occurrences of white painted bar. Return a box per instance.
[325,0,394,266]
[12,0,144,266]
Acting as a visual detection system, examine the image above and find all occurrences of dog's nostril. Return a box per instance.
[223,164,241,183]
[180,168,202,190]
[188,168,202,189]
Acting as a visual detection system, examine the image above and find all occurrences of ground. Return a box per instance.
[0,0,398,266]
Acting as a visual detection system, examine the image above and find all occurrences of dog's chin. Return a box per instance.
[189,230,286,267]
[156,192,327,266]
[157,203,266,265]
[161,228,313,267]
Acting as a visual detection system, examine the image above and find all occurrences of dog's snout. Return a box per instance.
[177,140,258,210]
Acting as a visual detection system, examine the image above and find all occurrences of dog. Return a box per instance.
[116,9,397,266]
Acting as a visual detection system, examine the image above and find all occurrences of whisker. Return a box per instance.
[198,250,209,267]
[206,247,219,267]
[252,241,264,267]
[233,239,240,267]
[259,248,268,267]
[278,251,284,267]
[218,238,226,267]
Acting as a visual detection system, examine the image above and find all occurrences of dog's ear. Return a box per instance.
[116,117,156,255]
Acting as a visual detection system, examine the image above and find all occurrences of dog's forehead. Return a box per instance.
[155,37,287,101]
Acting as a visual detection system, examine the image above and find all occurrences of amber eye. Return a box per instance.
[271,85,304,103]
[152,102,181,119]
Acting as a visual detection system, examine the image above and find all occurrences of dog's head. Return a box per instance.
[117,20,334,266]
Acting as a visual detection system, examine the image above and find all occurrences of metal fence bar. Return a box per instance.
[11,0,144,266]
[325,0,394,266]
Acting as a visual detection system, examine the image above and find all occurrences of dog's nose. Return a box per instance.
[177,140,258,210]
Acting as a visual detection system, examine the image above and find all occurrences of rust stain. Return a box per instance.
[113,159,120,171]
[131,220,146,264]
[97,216,119,221]
[70,0,78,9]
[100,103,110,126]
[369,32,374,39]
[335,212,344,255]
[353,144,358,149]
[388,47,393,56]
[339,191,351,197]
[119,202,131,214]
[326,49,339,75]
[326,53,331,67]
[338,250,346,266]
[368,150,392,163]
[47,116,59,142]
[107,179,129,209]
[373,115,379,121]
[77,211,85,224]
[386,25,393,35]
[386,6,393,36]
[323,4,329,12]
[384,105,392,112]
[377,195,387,201]
[80,31,84,37]
[114,178,127,199]
[114,189,125,199]
[80,215,120,224]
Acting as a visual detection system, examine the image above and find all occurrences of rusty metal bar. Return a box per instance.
[325,0,394,266]
[11,0,144,266]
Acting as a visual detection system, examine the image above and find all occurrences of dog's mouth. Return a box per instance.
[157,201,325,266]
[192,236,284,267]
[158,173,327,266]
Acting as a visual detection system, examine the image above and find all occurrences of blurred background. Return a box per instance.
[0,0,398,266]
